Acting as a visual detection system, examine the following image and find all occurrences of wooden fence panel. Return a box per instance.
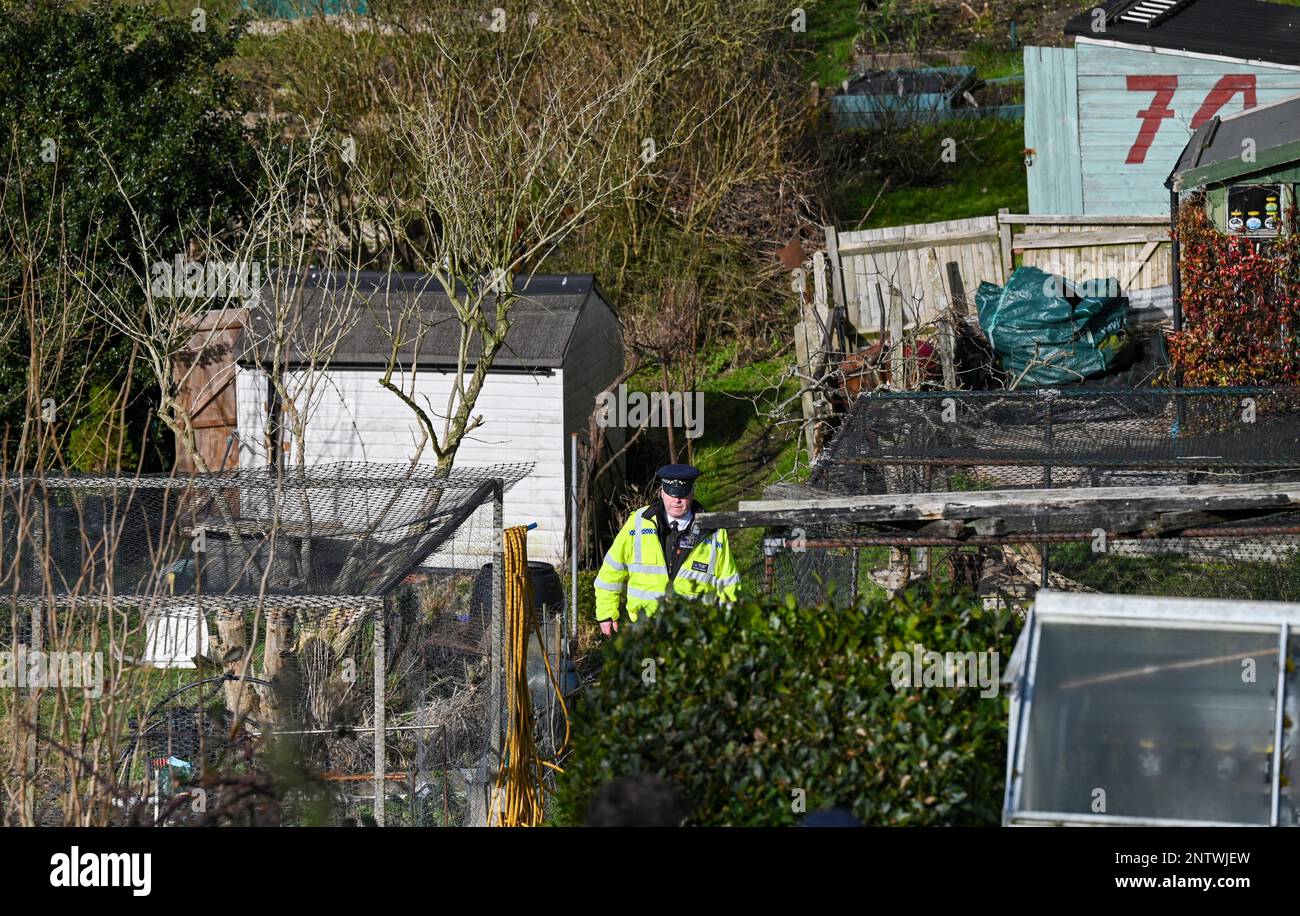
[826,213,1173,337]
[837,215,1002,334]
[1016,221,1172,290]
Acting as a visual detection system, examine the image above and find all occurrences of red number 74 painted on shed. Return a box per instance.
[1125,74,1257,164]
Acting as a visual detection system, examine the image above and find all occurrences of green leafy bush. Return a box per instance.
[68,383,140,473]
[0,0,257,463]
[553,586,1018,826]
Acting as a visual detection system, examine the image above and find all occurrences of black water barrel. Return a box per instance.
[471,561,566,619]
[529,561,565,617]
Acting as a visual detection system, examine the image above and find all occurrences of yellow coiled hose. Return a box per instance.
[491,525,570,826]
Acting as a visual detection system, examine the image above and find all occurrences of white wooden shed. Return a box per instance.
[232,271,623,565]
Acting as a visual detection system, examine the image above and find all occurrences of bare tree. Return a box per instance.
[348,26,667,476]
[71,120,380,729]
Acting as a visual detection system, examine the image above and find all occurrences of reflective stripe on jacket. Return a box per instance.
[594,506,740,623]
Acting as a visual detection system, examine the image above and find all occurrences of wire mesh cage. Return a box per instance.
[757,388,1300,609]
[759,516,1300,612]
[809,387,1300,494]
[0,462,531,827]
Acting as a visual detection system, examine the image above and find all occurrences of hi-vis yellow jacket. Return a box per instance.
[594,506,740,623]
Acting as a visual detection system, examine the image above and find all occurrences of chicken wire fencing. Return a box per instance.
[0,461,534,827]
[760,387,1300,609]
[759,513,1300,612]
[809,387,1300,495]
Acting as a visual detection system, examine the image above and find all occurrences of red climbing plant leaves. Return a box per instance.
[1167,193,1300,387]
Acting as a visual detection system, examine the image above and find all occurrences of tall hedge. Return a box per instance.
[0,0,258,465]
[554,587,1018,826]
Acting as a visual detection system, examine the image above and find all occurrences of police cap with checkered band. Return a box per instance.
[656,464,700,498]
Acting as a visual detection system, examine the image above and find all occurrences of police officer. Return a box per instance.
[595,463,740,635]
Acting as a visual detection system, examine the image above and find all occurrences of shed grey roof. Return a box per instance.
[241,271,617,370]
[1167,91,1300,187]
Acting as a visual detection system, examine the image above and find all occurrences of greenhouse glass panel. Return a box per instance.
[1018,622,1281,825]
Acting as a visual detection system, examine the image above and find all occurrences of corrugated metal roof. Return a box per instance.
[241,271,615,370]
[1167,91,1300,185]
[1065,0,1300,66]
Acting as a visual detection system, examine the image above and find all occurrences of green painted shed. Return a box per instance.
[1165,91,1300,331]
[1166,91,1300,236]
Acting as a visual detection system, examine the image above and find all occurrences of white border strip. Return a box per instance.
[1033,590,1300,626]
[1075,35,1300,73]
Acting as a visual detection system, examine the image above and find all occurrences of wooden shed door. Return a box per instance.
[173,309,245,474]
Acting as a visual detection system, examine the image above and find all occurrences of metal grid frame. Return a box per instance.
[0,463,528,826]
[744,387,1300,605]
[809,387,1300,497]
[1003,591,1300,828]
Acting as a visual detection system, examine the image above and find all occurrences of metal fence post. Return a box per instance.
[570,432,579,640]
[373,598,385,827]
[490,480,505,820]
[1041,394,1054,590]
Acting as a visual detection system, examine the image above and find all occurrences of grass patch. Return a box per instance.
[967,41,1023,79]
[802,0,862,87]
[831,117,1027,228]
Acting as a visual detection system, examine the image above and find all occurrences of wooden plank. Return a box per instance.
[983,232,998,285]
[859,260,878,334]
[1120,239,1160,289]
[894,234,916,333]
[793,320,817,458]
[1013,228,1170,249]
[909,519,967,538]
[841,257,858,330]
[699,482,1300,530]
[837,228,1000,257]
[844,255,862,328]
[823,225,845,310]
[1000,214,1168,226]
[925,248,949,316]
[966,240,983,292]
[1144,509,1276,535]
[997,207,1013,278]
[928,250,958,388]
[905,245,924,322]
[811,250,829,329]
[864,225,895,336]
[888,287,905,388]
